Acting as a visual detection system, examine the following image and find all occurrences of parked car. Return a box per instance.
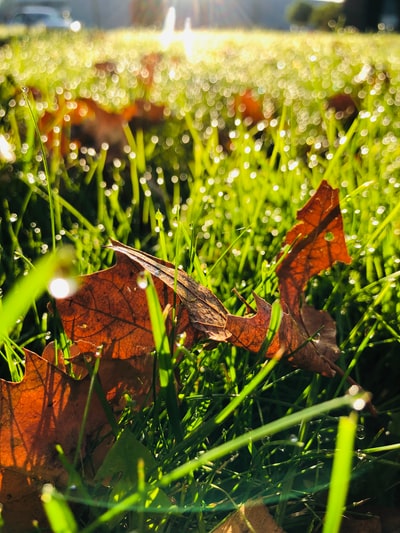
[7,5,81,31]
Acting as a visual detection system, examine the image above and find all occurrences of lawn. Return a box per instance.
[0,27,399,532]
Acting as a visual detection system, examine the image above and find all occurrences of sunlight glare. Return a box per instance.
[160,7,176,50]
[183,17,193,60]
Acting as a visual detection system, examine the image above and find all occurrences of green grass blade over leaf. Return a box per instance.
[323,412,357,533]
[145,272,183,442]
[41,484,78,533]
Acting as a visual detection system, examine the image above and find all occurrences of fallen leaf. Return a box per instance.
[271,180,351,375]
[107,243,230,342]
[56,181,350,377]
[341,504,400,533]
[232,88,275,125]
[326,93,359,127]
[38,96,75,156]
[55,249,204,360]
[276,180,351,317]
[39,95,166,158]
[0,346,154,532]
[138,52,164,89]
[0,349,104,531]
[69,97,135,157]
[93,60,118,75]
[41,340,155,409]
[339,514,381,533]
[211,499,285,533]
[127,98,166,129]
[225,299,340,376]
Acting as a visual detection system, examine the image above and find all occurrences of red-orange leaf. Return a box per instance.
[276,180,351,317]
[232,88,275,124]
[108,242,230,342]
[0,345,154,531]
[0,350,105,531]
[55,249,208,359]
[225,297,339,376]
[55,180,350,378]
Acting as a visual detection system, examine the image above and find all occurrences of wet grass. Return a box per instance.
[0,28,399,532]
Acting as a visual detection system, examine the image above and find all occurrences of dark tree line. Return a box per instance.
[343,0,400,31]
[129,0,400,31]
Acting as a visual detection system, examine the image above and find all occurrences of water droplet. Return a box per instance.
[137,271,148,289]
[348,384,360,396]
[352,398,366,411]
[95,346,103,358]
[175,332,187,346]
[48,277,78,299]
[356,425,366,440]
[313,332,321,343]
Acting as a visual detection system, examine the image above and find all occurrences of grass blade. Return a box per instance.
[160,393,366,488]
[322,412,358,533]
[0,249,73,346]
[145,272,183,442]
[41,484,78,533]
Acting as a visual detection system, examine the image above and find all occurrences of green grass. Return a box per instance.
[0,27,399,532]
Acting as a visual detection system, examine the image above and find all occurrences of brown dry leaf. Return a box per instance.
[39,94,166,158]
[55,249,207,360]
[41,340,155,409]
[108,242,230,342]
[276,180,351,318]
[259,179,352,375]
[225,299,339,376]
[212,500,285,533]
[102,244,337,376]
[56,181,350,377]
[340,504,400,533]
[232,88,274,124]
[340,515,382,533]
[94,60,118,75]
[138,52,164,88]
[327,93,359,127]
[0,349,105,531]
[68,97,133,156]
[126,98,166,129]
[225,181,349,375]
[0,345,154,532]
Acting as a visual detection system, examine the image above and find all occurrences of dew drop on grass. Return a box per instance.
[356,425,366,440]
[137,271,148,289]
[347,384,367,411]
[48,277,78,299]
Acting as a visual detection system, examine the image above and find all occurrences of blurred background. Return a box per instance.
[0,0,398,33]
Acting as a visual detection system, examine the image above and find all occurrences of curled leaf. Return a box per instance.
[276,179,351,317]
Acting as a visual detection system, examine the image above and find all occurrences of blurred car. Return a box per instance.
[7,5,81,31]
